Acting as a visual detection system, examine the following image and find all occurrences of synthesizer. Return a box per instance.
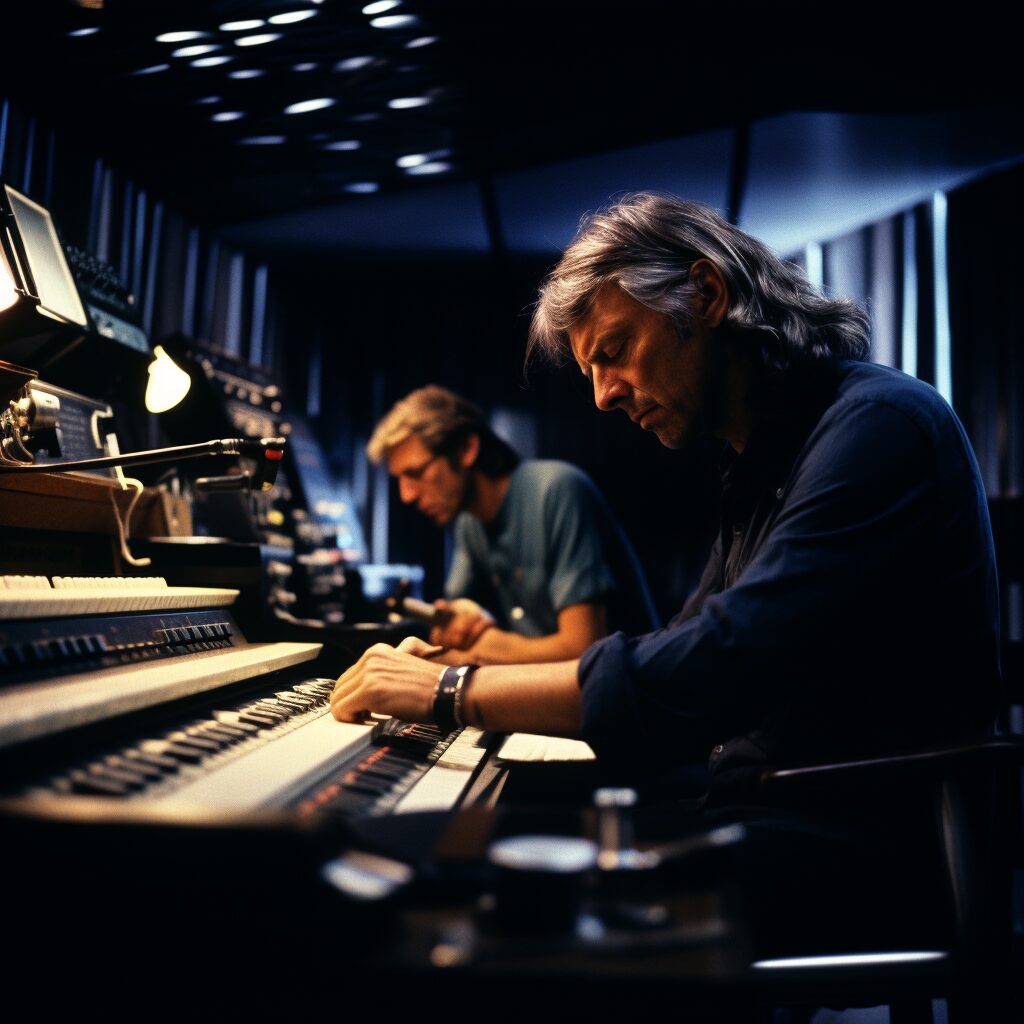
[0,575,491,825]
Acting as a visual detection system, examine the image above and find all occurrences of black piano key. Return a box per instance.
[235,710,281,728]
[140,740,204,764]
[105,755,164,780]
[274,692,316,708]
[167,730,222,752]
[295,681,333,697]
[253,699,299,717]
[87,764,148,790]
[248,702,292,720]
[123,749,180,773]
[187,724,242,745]
[196,721,249,739]
[211,711,260,732]
[68,769,129,797]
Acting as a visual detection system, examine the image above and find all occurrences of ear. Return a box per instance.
[689,259,729,329]
[458,433,480,469]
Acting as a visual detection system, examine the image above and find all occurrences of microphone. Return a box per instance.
[0,435,287,488]
[384,580,454,626]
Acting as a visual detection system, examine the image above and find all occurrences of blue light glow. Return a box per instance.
[805,242,823,288]
[932,191,952,404]
[901,211,918,377]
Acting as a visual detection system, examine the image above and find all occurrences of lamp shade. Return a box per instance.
[145,345,191,413]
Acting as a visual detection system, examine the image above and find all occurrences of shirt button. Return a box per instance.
[775,487,784,500]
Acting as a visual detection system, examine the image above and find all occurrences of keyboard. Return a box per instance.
[0,575,238,619]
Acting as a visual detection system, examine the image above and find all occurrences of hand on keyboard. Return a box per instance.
[330,636,443,726]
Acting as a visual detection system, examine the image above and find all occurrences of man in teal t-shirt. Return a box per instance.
[367,386,658,665]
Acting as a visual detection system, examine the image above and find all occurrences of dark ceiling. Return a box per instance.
[1,0,1019,227]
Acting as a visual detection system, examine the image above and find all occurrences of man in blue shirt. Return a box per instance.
[337,194,1000,792]
[367,385,658,665]
[336,194,1002,959]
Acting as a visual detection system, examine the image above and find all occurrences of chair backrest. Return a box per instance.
[988,496,1024,715]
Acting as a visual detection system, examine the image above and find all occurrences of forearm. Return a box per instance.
[462,660,583,736]
[461,627,591,665]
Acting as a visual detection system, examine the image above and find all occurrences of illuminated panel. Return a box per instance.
[3,184,88,327]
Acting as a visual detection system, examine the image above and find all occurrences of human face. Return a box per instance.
[567,283,724,450]
[387,435,469,526]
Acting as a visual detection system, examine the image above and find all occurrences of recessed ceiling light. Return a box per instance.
[172,44,221,58]
[396,153,428,168]
[370,15,419,29]
[230,69,265,79]
[363,0,401,13]
[212,111,245,122]
[131,64,171,76]
[345,182,379,193]
[195,95,222,104]
[68,27,101,37]
[220,20,265,31]
[235,33,282,47]
[350,112,381,122]
[405,36,439,48]
[324,140,361,151]
[192,56,233,67]
[156,30,207,43]
[285,97,336,115]
[293,62,318,71]
[269,10,318,24]
[240,136,286,145]
[387,96,429,109]
[405,161,452,175]
[335,56,375,71]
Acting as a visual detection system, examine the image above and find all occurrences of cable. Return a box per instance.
[106,433,151,568]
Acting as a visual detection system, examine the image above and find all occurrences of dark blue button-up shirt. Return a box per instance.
[577,360,1001,788]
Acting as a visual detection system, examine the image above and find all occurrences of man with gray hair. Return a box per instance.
[331,193,1004,958]
[367,384,658,665]
[336,194,999,795]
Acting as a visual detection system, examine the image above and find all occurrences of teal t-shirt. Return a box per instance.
[445,460,658,637]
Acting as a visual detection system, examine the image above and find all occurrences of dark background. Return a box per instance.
[1,0,1022,625]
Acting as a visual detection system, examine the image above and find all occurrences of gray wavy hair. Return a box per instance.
[527,193,870,372]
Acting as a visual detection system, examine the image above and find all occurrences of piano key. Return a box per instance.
[140,739,205,764]
[0,642,324,751]
[210,711,260,733]
[68,769,129,797]
[123,749,180,773]
[105,755,164,780]
[167,731,222,752]
[87,764,149,790]
[149,715,373,811]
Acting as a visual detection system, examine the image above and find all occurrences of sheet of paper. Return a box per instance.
[496,732,596,763]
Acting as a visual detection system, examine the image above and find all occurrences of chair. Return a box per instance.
[750,737,1024,1023]
[989,496,1024,722]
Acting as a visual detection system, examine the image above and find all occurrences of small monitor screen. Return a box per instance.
[4,184,88,328]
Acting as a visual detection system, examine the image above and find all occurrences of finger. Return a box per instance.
[396,636,445,658]
[464,617,494,648]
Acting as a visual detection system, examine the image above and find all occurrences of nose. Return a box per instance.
[398,477,418,504]
[591,366,629,412]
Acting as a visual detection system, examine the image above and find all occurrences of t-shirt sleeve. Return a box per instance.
[444,517,477,600]
[544,470,619,613]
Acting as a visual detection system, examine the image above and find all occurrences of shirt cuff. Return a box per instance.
[577,631,643,759]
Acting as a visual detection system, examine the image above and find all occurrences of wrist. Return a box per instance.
[433,663,478,733]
